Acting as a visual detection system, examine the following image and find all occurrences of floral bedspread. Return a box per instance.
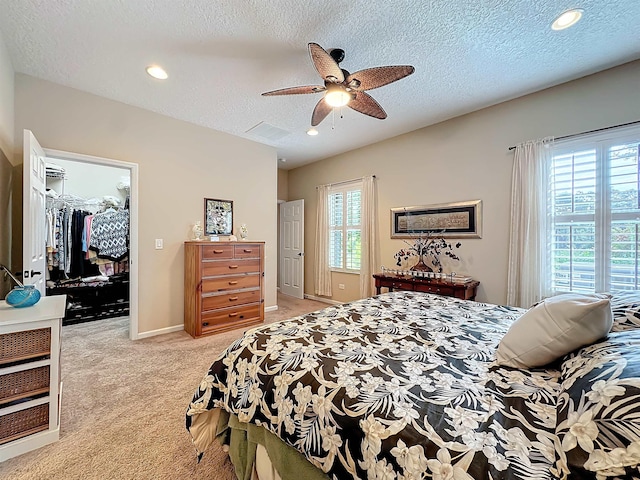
[186,291,564,479]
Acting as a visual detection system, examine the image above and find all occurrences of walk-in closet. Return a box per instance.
[44,158,130,325]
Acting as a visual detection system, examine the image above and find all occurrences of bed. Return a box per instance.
[186,291,640,480]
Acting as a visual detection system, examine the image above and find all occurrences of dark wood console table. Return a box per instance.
[373,273,480,301]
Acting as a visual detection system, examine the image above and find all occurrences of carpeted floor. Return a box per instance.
[0,294,329,480]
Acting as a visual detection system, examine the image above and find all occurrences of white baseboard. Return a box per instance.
[304,294,342,305]
[265,305,278,312]
[136,324,184,339]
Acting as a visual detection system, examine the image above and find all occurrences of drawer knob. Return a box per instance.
[228,281,238,285]
[229,265,239,269]
[202,322,209,326]
[213,249,224,254]
[243,249,252,253]
[228,313,238,317]
[229,296,239,301]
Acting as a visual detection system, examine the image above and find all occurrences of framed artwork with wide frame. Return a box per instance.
[204,198,233,236]
[391,200,482,239]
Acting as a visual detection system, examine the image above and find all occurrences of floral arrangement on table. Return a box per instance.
[393,231,462,273]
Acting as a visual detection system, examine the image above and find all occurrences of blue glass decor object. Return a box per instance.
[6,285,41,308]
[1,264,41,308]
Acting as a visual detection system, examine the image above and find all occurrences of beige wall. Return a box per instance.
[289,60,640,305]
[276,168,289,288]
[0,31,14,297]
[14,74,278,335]
[277,168,288,202]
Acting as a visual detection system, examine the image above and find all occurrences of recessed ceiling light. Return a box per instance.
[307,128,319,136]
[279,158,287,163]
[146,65,168,80]
[551,9,583,30]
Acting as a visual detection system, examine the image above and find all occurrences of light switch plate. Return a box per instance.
[155,239,163,249]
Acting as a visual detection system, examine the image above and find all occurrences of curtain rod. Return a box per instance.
[317,175,376,189]
[508,120,640,151]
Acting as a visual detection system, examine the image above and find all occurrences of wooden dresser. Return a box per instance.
[184,241,264,337]
[0,295,66,462]
[373,273,479,301]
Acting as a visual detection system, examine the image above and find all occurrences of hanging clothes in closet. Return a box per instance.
[89,208,130,260]
[45,194,130,325]
[46,197,129,281]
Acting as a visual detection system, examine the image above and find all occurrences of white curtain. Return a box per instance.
[359,176,378,298]
[314,184,332,297]
[506,138,553,308]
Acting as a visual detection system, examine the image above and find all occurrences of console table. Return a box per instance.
[373,273,479,301]
[0,295,66,461]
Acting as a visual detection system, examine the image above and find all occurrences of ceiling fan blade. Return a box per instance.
[348,92,387,120]
[346,66,415,91]
[262,85,325,96]
[308,43,344,83]
[311,98,332,126]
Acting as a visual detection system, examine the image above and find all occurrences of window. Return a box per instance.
[328,182,362,272]
[550,126,640,294]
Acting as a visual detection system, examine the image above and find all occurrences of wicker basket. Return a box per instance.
[0,403,49,445]
[0,328,51,365]
[0,365,50,405]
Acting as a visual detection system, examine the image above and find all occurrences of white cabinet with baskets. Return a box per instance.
[0,295,65,461]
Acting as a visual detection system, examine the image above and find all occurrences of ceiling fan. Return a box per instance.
[262,43,415,127]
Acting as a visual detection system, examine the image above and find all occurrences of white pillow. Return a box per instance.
[496,293,613,368]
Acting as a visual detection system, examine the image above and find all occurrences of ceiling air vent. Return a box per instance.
[245,122,290,141]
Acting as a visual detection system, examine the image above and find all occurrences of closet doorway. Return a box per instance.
[23,130,139,340]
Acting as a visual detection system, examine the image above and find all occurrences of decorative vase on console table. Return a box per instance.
[394,232,461,274]
[410,254,433,272]
[1,264,41,308]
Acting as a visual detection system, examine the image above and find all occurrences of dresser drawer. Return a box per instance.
[414,284,454,296]
[201,244,234,259]
[201,274,260,293]
[202,289,261,311]
[382,280,414,290]
[0,328,51,366]
[201,304,262,332]
[0,365,50,406]
[0,402,50,445]
[202,258,260,276]
[234,244,261,258]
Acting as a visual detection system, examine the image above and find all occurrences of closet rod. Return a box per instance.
[508,119,640,151]
[317,175,376,189]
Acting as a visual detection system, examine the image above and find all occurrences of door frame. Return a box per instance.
[43,148,140,341]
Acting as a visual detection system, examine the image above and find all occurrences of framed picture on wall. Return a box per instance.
[391,199,482,239]
[204,198,233,235]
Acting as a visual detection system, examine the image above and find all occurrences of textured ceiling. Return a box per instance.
[0,0,639,169]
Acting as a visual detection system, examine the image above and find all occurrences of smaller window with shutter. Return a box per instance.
[328,181,363,272]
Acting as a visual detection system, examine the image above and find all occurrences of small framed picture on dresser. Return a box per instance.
[204,198,233,235]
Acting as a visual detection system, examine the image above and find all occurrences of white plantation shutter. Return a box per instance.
[346,190,362,270]
[328,182,362,272]
[550,126,640,293]
[328,191,343,269]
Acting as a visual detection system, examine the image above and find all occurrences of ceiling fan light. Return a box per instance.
[307,128,319,136]
[325,89,351,107]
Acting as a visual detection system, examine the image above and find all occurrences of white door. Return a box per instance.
[22,130,47,295]
[280,199,304,299]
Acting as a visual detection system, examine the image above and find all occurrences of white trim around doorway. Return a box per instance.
[43,148,140,340]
